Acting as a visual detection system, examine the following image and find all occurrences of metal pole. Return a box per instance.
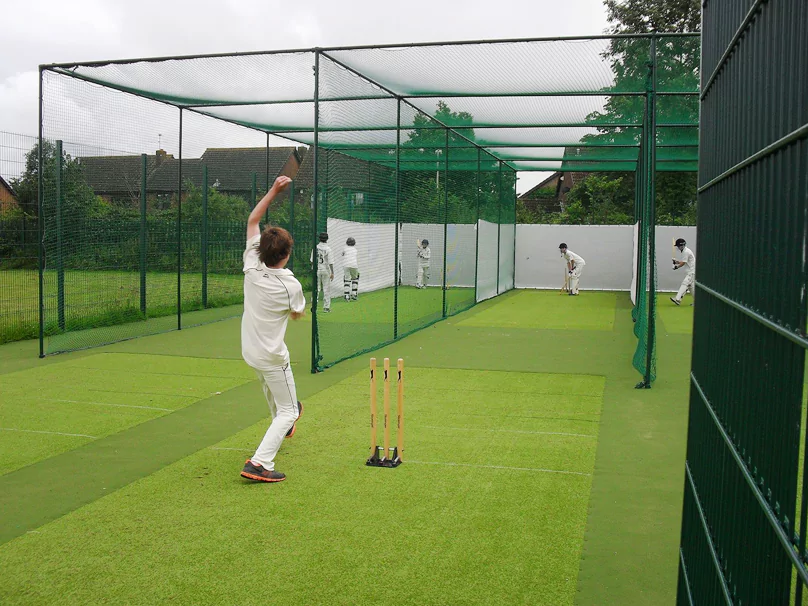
[252,172,257,211]
[496,161,502,293]
[265,132,270,225]
[177,107,183,331]
[645,34,658,386]
[442,129,448,318]
[474,148,480,303]
[37,68,44,357]
[202,165,208,309]
[288,181,295,272]
[512,169,517,290]
[394,98,401,338]
[140,153,147,315]
[55,140,64,331]
[311,50,320,373]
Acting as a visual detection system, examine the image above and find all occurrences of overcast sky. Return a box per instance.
[0,0,609,192]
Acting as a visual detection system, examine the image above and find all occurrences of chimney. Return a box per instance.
[155,149,167,167]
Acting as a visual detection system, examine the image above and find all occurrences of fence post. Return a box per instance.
[496,161,502,294]
[56,140,65,331]
[645,33,658,386]
[288,182,295,272]
[474,149,480,303]
[442,129,448,318]
[177,108,183,331]
[252,171,257,212]
[394,98,400,338]
[140,153,147,316]
[202,165,208,308]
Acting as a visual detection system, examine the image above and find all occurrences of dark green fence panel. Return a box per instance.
[678,0,808,602]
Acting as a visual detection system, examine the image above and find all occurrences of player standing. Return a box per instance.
[670,238,696,306]
[312,232,334,312]
[342,237,360,301]
[559,243,585,295]
[416,239,431,289]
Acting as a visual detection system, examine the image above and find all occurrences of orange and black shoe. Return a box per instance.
[240,459,286,483]
[285,401,304,439]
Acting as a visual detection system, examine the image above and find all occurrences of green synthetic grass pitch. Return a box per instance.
[0,366,603,605]
[0,289,693,605]
[458,290,618,331]
[656,294,694,335]
[0,353,254,476]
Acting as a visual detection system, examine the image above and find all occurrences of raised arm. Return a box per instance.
[247,176,292,240]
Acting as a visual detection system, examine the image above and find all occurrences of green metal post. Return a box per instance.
[55,140,65,331]
[265,133,270,224]
[473,148,480,303]
[37,68,44,357]
[512,169,517,290]
[645,34,657,386]
[140,153,147,315]
[311,50,320,373]
[201,165,208,308]
[288,182,295,272]
[177,108,183,331]
[252,172,257,211]
[496,161,502,294]
[394,98,401,338]
[442,129,448,318]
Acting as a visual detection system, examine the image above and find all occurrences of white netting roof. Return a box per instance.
[45,35,700,171]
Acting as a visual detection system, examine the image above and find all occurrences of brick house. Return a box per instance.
[79,146,305,205]
[0,176,18,212]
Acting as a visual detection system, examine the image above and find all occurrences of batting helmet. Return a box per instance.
[346,237,356,246]
[319,232,329,242]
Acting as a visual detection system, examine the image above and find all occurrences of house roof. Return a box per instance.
[294,148,393,191]
[80,146,301,194]
[519,172,561,199]
[0,175,15,196]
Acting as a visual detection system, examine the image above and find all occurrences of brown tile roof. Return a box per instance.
[80,147,301,195]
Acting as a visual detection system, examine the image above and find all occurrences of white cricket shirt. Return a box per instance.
[313,242,333,273]
[242,235,306,370]
[342,246,358,268]
[418,246,431,263]
[681,246,696,275]
[563,250,586,266]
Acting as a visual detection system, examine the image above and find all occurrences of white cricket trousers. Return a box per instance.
[416,263,430,288]
[317,270,331,310]
[250,363,299,471]
[676,272,695,302]
[569,264,584,294]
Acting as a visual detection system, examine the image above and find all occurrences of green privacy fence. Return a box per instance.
[677,0,808,602]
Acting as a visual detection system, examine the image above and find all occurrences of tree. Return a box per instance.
[12,140,107,220]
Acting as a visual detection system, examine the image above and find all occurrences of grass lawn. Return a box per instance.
[0,290,692,605]
[0,269,243,345]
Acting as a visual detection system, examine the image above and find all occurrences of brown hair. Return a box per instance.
[258,225,293,267]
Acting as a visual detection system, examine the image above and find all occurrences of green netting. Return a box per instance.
[631,103,657,386]
[31,33,696,365]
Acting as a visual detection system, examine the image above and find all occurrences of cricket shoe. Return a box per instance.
[240,459,286,483]
[285,401,304,438]
[670,297,680,306]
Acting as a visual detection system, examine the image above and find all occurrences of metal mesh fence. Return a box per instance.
[677,0,808,602]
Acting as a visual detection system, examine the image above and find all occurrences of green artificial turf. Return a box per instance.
[0,365,603,605]
[0,353,254,476]
[0,289,693,605]
[458,290,618,331]
[656,294,695,335]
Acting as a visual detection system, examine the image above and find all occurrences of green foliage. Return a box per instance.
[12,140,108,220]
[181,181,249,224]
[604,0,701,34]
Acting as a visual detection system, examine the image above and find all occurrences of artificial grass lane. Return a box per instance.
[0,290,692,605]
